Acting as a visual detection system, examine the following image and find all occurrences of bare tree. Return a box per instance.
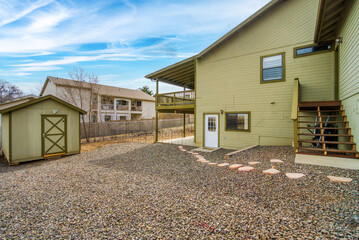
[0,79,24,103]
[60,67,101,142]
[31,80,45,96]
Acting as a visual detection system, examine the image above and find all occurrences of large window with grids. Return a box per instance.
[260,53,285,83]
[225,112,250,131]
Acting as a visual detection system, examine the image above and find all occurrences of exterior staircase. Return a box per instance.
[296,101,359,159]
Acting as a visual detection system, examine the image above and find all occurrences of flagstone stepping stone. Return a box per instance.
[248,161,260,165]
[285,173,305,179]
[263,168,280,175]
[238,166,255,172]
[217,163,230,167]
[207,162,218,165]
[327,176,353,183]
[270,159,284,163]
[229,164,243,169]
[191,152,199,155]
[199,160,210,163]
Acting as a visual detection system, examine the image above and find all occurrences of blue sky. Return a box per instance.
[0,0,271,94]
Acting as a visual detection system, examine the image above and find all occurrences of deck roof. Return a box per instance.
[314,0,348,43]
[145,56,196,89]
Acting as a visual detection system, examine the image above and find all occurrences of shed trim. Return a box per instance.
[0,95,87,115]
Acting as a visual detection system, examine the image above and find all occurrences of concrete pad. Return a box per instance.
[327,176,353,183]
[217,163,230,167]
[229,164,243,169]
[191,147,220,153]
[162,136,194,146]
[263,168,280,175]
[248,161,260,165]
[270,159,284,163]
[238,166,255,172]
[295,154,359,170]
[286,173,305,179]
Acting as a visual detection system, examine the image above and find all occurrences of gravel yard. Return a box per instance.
[0,143,358,239]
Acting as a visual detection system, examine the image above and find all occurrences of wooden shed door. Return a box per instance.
[42,115,67,157]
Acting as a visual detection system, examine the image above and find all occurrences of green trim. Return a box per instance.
[293,119,298,151]
[314,0,327,44]
[156,104,195,110]
[0,95,87,115]
[9,112,12,163]
[334,46,339,100]
[155,79,159,142]
[194,59,197,145]
[260,52,286,84]
[78,113,81,153]
[293,41,334,58]
[202,113,220,148]
[39,77,50,96]
[157,89,195,96]
[224,111,251,132]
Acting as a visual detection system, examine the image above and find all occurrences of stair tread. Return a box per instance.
[298,121,348,123]
[297,147,358,153]
[298,133,353,137]
[299,109,344,112]
[298,115,345,117]
[296,152,359,159]
[299,101,342,107]
[298,127,350,130]
[298,139,355,145]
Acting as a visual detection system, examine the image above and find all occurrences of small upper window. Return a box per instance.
[260,53,285,83]
[294,42,333,57]
[137,101,142,107]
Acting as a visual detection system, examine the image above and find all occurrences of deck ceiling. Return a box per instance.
[145,57,195,89]
[315,0,347,43]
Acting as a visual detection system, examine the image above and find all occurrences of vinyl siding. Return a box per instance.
[338,0,359,146]
[195,0,336,149]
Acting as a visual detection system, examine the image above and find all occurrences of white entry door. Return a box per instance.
[204,114,218,148]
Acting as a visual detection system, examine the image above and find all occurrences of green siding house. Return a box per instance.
[146,0,359,167]
[1,95,86,165]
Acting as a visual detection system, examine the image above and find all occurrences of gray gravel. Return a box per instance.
[0,143,358,239]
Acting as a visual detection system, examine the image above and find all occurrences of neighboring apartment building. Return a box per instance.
[40,76,155,122]
[146,0,359,166]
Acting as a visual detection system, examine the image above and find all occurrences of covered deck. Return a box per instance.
[145,56,196,141]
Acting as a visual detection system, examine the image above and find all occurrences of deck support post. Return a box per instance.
[183,113,186,138]
[155,79,159,142]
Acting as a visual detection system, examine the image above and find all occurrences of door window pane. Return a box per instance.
[208,117,216,132]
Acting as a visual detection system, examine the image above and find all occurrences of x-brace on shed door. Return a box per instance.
[42,115,67,157]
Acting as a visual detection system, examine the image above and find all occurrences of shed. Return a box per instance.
[0,95,86,165]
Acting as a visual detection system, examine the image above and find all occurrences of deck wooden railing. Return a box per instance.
[291,78,300,150]
[156,90,195,106]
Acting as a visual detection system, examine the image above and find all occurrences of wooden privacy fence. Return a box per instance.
[80,118,194,139]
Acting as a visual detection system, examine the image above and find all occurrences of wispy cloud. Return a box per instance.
[0,0,271,93]
[0,0,53,27]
